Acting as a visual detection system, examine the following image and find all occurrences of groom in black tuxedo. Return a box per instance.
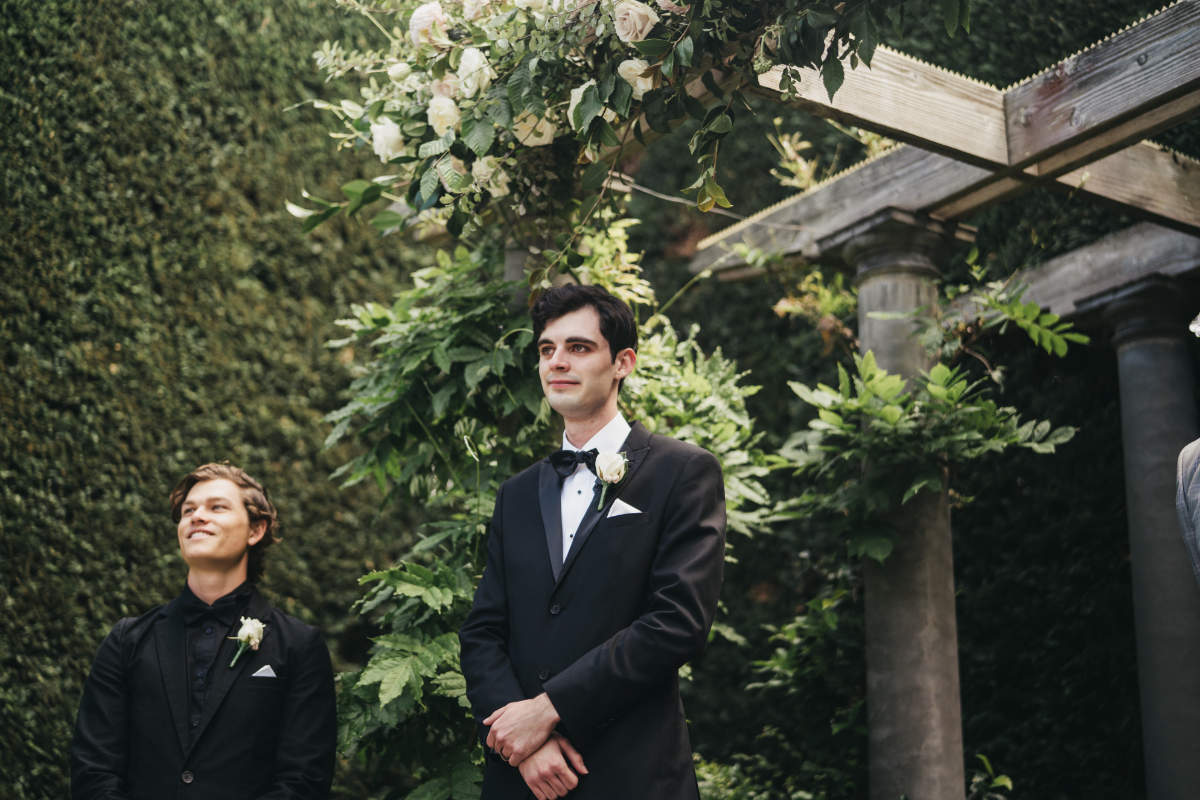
[459,285,726,799]
[70,462,336,799]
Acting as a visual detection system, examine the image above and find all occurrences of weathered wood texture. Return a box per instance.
[689,146,993,273]
[692,142,1199,275]
[1005,0,1200,167]
[757,47,1007,166]
[948,223,1200,320]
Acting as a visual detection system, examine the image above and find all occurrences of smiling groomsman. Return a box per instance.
[71,462,336,800]
[459,284,727,799]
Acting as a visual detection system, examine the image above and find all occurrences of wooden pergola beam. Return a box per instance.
[756,47,1008,167]
[696,3,1200,274]
[1005,0,1200,171]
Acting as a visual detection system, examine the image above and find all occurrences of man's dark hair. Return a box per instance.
[530,284,638,360]
[169,462,279,583]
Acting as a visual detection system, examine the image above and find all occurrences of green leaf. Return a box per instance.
[581,160,609,193]
[462,117,495,156]
[570,82,603,132]
[706,113,733,135]
[856,535,893,563]
[506,61,533,110]
[300,205,340,233]
[821,57,845,100]
[676,35,694,68]
[632,38,671,59]
[941,0,960,36]
[418,137,449,158]
[369,209,407,232]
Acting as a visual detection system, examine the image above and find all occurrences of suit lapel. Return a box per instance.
[539,461,565,581]
[186,591,268,757]
[556,423,652,587]
[154,599,191,756]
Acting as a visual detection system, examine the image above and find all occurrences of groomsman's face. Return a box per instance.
[176,478,266,574]
[537,306,635,424]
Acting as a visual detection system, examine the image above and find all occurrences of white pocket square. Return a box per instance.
[251,664,277,678]
[607,498,642,518]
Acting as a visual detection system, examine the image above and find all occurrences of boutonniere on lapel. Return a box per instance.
[594,451,628,510]
[229,616,266,668]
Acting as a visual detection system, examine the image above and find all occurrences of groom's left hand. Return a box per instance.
[483,692,560,767]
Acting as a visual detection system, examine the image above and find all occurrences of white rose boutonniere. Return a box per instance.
[229,616,266,668]
[594,451,628,510]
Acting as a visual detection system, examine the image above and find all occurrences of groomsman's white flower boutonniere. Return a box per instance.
[595,451,628,510]
[229,616,266,668]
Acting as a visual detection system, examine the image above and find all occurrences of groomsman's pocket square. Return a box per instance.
[251,665,277,678]
[607,498,642,518]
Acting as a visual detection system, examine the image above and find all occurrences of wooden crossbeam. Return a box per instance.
[690,141,1200,275]
[756,47,1007,167]
[1005,0,1200,171]
[697,2,1200,273]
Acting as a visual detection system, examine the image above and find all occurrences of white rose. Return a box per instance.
[370,116,405,162]
[431,72,461,98]
[236,617,266,649]
[514,0,548,10]
[612,0,659,43]
[387,61,412,82]
[458,47,495,98]
[409,2,449,46]
[427,95,461,135]
[655,0,688,13]
[472,156,509,196]
[512,110,556,146]
[617,58,655,100]
[595,452,627,484]
[568,79,596,130]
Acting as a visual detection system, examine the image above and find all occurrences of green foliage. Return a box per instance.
[968,754,1014,800]
[784,349,1076,561]
[0,1,414,796]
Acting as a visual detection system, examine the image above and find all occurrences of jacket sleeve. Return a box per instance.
[458,484,528,732]
[256,624,337,800]
[1178,440,1200,585]
[542,447,726,739]
[71,619,136,800]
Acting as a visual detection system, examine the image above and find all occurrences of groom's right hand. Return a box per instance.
[517,733,588,800]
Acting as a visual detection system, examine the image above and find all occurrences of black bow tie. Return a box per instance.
[549,448,598,480]
[179,583,250,627]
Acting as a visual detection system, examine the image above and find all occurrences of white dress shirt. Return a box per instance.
[559,412,631,562]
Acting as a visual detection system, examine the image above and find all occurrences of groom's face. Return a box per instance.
[537,305,633,423]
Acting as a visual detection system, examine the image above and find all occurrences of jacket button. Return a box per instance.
[538,669,549,681]
[549,603,561,615]
[181,770,195,784]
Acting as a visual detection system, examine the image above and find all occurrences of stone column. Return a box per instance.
[1084,275,1200,800]
[829,209,967,800]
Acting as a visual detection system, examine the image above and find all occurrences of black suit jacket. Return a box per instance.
[71,588,336,800]
[459,422,726,799]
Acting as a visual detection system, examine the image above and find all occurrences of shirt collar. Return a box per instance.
[561,411,630,455]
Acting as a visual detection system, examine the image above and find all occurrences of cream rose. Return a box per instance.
[431,72,461,98]
[387,61,412,83]
[427,95,461,135]
[514,0,548,10]
[595,451,627,484]
[512,110,556,146]
[472,156,510,197]
[617,58,655,100]
[458,47,495,98]
[409,2,449,46]
[612,0,659,43]
[370,117,405,162]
